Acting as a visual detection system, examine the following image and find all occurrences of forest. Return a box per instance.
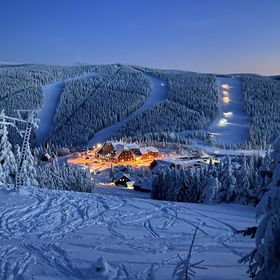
[120,68,219,139]
[152,154,271,206]
[242,75,280,147]
[48,66,151,146]
[1,64,280,149]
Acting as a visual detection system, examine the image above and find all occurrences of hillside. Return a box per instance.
[0,186,256,280]
[0,63,279,148]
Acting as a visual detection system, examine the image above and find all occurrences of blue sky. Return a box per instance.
[1,0,279,74]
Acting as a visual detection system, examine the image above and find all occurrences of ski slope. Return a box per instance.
[208,77,250,145]
[87,75,168,147]
[0,186,256,280]
[35,72,97,146]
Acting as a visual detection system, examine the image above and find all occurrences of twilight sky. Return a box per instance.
[1,0,280,75]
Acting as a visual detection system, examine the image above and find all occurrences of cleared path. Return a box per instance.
[208,77,250,145]
[35,72,97,146]
[87,75,168,147]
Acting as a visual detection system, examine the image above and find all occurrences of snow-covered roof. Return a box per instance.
[100,141,158,158]
[140,146,159,154]
[126,143,140,150]
[114,144,125,158]
[113,172,133,182]
[114,143,132,158]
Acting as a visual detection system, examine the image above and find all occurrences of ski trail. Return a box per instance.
[0,246,33,280]
[208,76,250,145]
[0,188,255,279]
[144,220,160,239]
[35,72,97,146]
[87,74,168,147]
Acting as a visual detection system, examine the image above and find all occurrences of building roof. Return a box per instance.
[113,172,133,182]
[99,141,159,159]
[126,143,140,150]
[140,146,159,154]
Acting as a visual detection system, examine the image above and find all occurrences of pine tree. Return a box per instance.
[201,175,220,204]
[0,112,16,185]
[21,144,38,187]
[244,137,280,279]
[0,164,4,185]
[189,169,203,202]
[217,156,236,202]
[236,157,251,204]
[175,168,189,202]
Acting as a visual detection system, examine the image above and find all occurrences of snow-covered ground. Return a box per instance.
[35,72,97,146]
[87,75,168,147]
[187,143,265,157]
[0,186,256,280]
[208,77,250,145]
[35,81,65,146]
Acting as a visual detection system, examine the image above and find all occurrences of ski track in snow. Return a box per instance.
[87,74,168,147]
[209,77,250,145]
[35,72,97,147]
[0,187,256,279]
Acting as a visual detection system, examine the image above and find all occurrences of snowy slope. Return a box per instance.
[35,72,97,146]
[208,77,250,145]
[0,187,256,280]
[87,75,168,147]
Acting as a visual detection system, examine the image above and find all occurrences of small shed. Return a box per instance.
[41,153,51,162]
[113,173,133,186]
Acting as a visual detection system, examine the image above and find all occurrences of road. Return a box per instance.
[87,75,168,147]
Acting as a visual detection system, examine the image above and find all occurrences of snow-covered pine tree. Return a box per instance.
[201,175,221,204]
[189,169,203,203]
[235,156,251,204]
[256,151,272,201]
[0,164,4,185]
[0,112,16,186]
[21,143,38,187]
[175,168,189,202]
[243,137,280,279]
[217,156,237,202]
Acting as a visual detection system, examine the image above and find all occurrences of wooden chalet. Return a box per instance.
[139,147,159,160]
[113,172,133,186]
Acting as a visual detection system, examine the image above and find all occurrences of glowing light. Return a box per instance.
[96,143,102,148]
[218,118,228,126]
[223,112,233,117]
[222,84,230,90]
[223,96,230,103]
[223,90,229,95]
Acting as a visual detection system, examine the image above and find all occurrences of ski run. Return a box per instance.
[0,186,256,280]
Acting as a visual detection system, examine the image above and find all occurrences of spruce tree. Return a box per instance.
[217,156,236,202]
[244,137,280,279]
[0,112,16,185]
[21,144,38,187]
